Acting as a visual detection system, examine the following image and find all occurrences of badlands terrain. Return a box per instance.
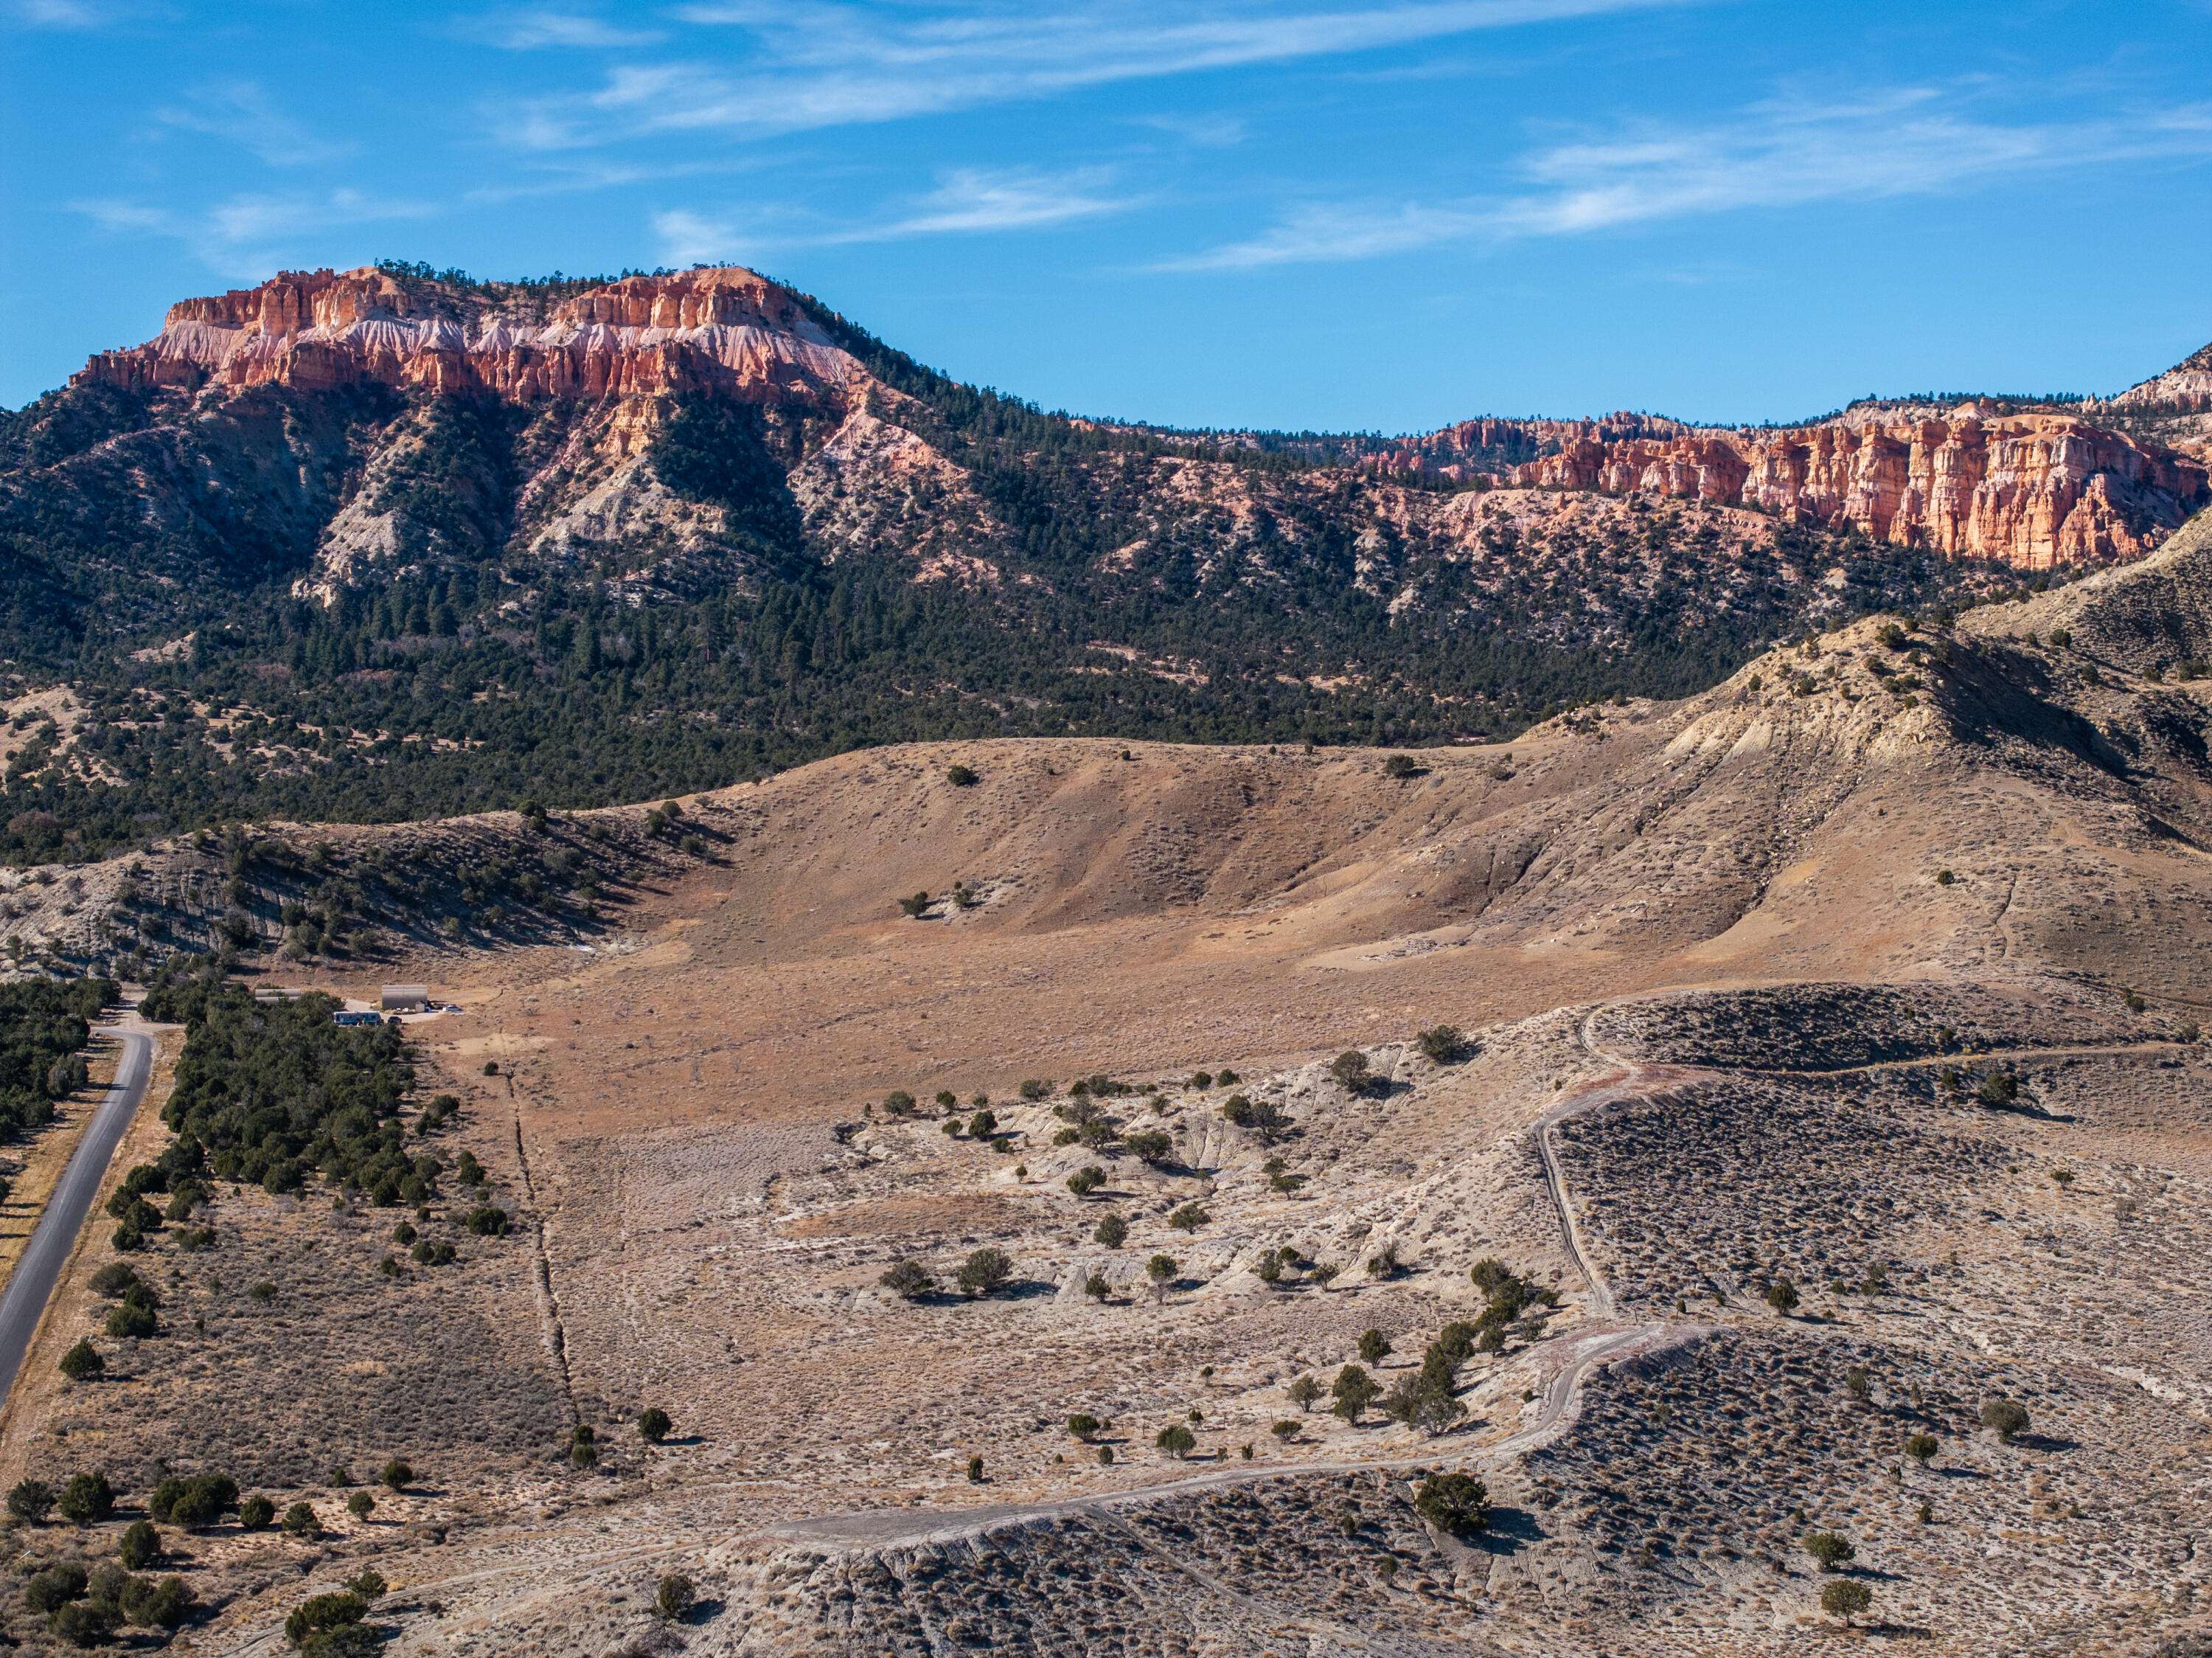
[0,507,2208,1654]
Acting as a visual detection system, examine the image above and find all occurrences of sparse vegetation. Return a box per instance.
[1145,1254,1178,1305]
[1802,1531,1855,1572]
[1330,1364,1381,1423]
[1980,1397,2031,1444]
[0,454,2193,1657]
[148,1472,238,1528]
[7,1479,53,1524]
[1413,1472,1490,1537]
[956,1247,1012,1299]
[1820,1579,1873,1626]
[656,1573,696,1621]
[285,1589,367,1645]
[58,1473,113,1525]
[58,1338,103,1382]
[1413,1024,1467,1063]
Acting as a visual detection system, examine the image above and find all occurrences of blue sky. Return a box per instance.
[4,0,2209,429]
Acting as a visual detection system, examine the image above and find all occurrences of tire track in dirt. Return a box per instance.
[503,1069,580,1430]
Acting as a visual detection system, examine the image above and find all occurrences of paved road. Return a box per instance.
[0,1030,153,1410]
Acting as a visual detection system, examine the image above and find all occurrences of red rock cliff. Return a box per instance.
[1502,406,2205,569]
[76,266,863,408]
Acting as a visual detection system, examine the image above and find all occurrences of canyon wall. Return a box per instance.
[1505,409,2208,569]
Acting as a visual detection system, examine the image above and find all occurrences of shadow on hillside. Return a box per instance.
[1467,1506,1543,1555]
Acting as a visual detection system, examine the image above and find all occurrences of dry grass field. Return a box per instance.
[0,515,2209,1654]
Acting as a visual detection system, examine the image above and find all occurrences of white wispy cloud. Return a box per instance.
[653,208,753,266]
[463,7,667,50]
[462,153,776,207]
[1161,89,2212,269]
[150,81,352,167]
[1161,201,1486,269]
[498,0,1696,149]
[73,200,172,234]
[72,189,436,280]
[1129,111,1250,147]
[832,165,1135,240]
[10,0,128,27]
[654,164,1137,263]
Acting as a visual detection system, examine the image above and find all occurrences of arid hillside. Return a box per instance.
[17,510,2212,1030]
[0,516,2207,1656]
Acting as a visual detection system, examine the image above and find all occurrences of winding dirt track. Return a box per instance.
[217,1008,2191,1648]
[766,1002,1711,1556]
[768,1323,1703,1553]
[765,1019,2188,1556]
[226,997,1719,1656]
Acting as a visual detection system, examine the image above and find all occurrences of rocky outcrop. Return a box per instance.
[1359,412,1697,481]
[75,266,863,409]
[1503,406,2205,569]
[1353,341,2212,569]
[788,407,1008,585]
[2108,341,2212,412]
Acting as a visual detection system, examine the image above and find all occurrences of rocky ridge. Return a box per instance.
[64,266,2211,574]
[1356,400,2207,570]
[2109,339,2212,414]
[15,263,2002,648]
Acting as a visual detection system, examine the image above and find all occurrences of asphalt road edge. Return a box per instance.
[0,1027,158,1427]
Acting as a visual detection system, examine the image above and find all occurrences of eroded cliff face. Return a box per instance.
[58,266,2209,577]
[75,266,863,410]
[1501,407,2207,569]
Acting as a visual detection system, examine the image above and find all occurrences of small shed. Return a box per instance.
[379,985,430,1013]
